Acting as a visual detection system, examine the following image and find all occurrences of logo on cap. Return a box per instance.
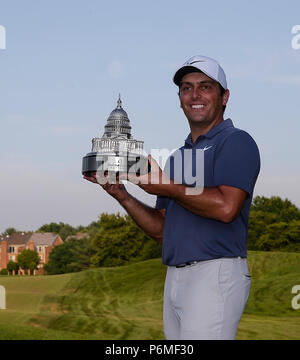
[189,60,205,65]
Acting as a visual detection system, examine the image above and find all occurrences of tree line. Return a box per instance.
[247,196,300,252]
[1,195,300,275]
[44,213,162,274]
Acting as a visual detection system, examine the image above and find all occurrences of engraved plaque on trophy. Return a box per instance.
[82,95,149,177]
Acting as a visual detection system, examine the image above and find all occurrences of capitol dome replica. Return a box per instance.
[91,95,144,153]
[82,95,147,176]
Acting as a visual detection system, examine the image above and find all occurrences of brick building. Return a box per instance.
[0,232,63,274]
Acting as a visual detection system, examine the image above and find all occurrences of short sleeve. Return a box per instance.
[214,131,260,195]
[155,196,170,210]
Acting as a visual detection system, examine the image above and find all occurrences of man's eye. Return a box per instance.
[202,85,210,90]
[181,86,191,92]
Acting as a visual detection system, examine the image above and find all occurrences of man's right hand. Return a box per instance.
[83,172,129,204]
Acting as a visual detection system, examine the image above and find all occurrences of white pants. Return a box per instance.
[163,257,251,340]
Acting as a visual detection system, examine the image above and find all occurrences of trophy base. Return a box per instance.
[82,152,150,176]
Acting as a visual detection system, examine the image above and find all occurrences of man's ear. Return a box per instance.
[178,91,183,108]
[223,89,230,106]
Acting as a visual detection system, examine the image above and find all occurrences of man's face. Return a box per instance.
[179,72,229,126]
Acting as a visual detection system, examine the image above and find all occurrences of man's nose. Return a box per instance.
[192,87,201,99]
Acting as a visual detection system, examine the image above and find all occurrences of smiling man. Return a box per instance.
[84,55,260,340]
[179,72,228,138]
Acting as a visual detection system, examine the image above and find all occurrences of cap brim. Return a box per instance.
[173,66,203,86]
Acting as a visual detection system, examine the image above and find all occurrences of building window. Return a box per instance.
[8,246,15,253]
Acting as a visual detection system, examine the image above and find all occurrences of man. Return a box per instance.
[84,55,260,340]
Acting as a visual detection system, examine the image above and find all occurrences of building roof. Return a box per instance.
[28,233,60,246]
[65,232,90,242]
[0,232,60,246]
[0,233,32,245]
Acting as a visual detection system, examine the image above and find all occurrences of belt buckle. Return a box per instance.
[176,263,187,268]
[176,261,198,268]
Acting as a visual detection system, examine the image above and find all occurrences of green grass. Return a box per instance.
[0,251,300,340]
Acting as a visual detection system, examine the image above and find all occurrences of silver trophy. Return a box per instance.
[82,95,149,177]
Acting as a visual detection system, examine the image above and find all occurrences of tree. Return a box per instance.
[6,260,18,274]
[251,196,300,222]
[91,213,162,267]
[248,196,300,252]
[38,222,77,241]
[17,249,39,273]
[2,227,17,236]
[44,238,95,275]
[84,221,102,237]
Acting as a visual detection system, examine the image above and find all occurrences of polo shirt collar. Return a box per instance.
[184,118,234,146]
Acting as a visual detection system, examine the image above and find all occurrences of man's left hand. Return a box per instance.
[120,155,172,196]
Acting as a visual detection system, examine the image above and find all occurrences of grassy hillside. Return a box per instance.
[0,251,300,340]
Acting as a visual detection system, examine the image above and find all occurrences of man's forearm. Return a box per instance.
[119,194,165,243]
[162,182,245,223]
[171,184,229,221]
[136,162,233,223]
[138,180,229,222]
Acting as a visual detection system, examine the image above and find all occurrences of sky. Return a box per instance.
[0,0,299,233]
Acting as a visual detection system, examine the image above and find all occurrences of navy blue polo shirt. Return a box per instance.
[156,119,260,266]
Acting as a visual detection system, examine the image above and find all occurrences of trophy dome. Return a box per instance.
[108,96,129,120]
[108,108,128,120]
[89,94,143,156]
[83,94,146,177]
[103,94,132,139]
